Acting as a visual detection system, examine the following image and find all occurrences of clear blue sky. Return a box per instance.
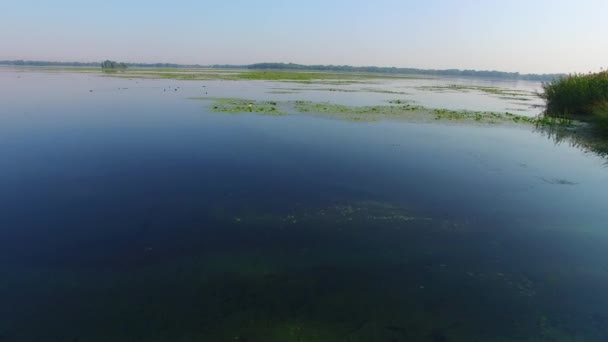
[1,0,606,73]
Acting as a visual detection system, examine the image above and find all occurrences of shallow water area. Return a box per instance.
[1,68,607,341]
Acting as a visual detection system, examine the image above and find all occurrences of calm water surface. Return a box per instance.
[1,69,607,341]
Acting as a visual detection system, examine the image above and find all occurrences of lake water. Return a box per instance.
[1,69,608,341]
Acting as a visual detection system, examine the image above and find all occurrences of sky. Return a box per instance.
[1,0,606,74]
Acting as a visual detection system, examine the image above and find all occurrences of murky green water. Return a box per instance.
[1,69,607,341]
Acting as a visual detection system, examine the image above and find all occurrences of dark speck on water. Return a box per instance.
[0,69,607,341]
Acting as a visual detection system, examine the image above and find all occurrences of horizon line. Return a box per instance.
[0,59,571,77]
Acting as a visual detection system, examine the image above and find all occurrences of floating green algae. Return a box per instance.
[191,97,286,115]
[418,84,536,97]
[192,97,575,128]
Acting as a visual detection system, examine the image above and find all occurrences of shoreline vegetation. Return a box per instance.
[1,60,562,81]
[540,70,608,134]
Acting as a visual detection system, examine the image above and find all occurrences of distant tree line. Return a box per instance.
[0,60,100,67]
[101,60,128,69]
[0,60,564,81]
[209,64,249,69]
[0,60,203,69]
[247,63,564,81]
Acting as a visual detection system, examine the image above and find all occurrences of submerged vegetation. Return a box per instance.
[166,200,603,341]
[541,70,608,133]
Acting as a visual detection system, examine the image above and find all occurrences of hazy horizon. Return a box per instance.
[2,0,606,74]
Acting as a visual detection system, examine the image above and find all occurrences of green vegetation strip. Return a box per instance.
[418,84,536,97]
[193,98,286,115]
[192,97,573,127]
[39,67,426,83]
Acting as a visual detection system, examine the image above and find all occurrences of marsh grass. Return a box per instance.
[541,71,608,133]
[591,101,608,131]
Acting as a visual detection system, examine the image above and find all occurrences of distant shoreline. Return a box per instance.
[0,60,563,82]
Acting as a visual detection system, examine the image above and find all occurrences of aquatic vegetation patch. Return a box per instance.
[270,87,412,95]
[220,200,489,235]
[387,99,414,105]
[105,71,233,81]
[282,80,370,86]
[326,88,359,93]
[293,101,425,116]
[432,108,573,127]
[273,87,360,93]
[360,88,411,95]
[419,84,536,97]
[498,96,533,102]
[312,80,371,85]
[63,66,426,84]
[193,97,577,128]
[233,70,419,83]
[227,200,429,228]
[505,107,528,112]
[237,69,421,85]
[191,97,286,115]
[236,71,349,81]
[266,90,300,94]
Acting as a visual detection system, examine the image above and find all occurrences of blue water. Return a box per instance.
[1,70,607,341]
